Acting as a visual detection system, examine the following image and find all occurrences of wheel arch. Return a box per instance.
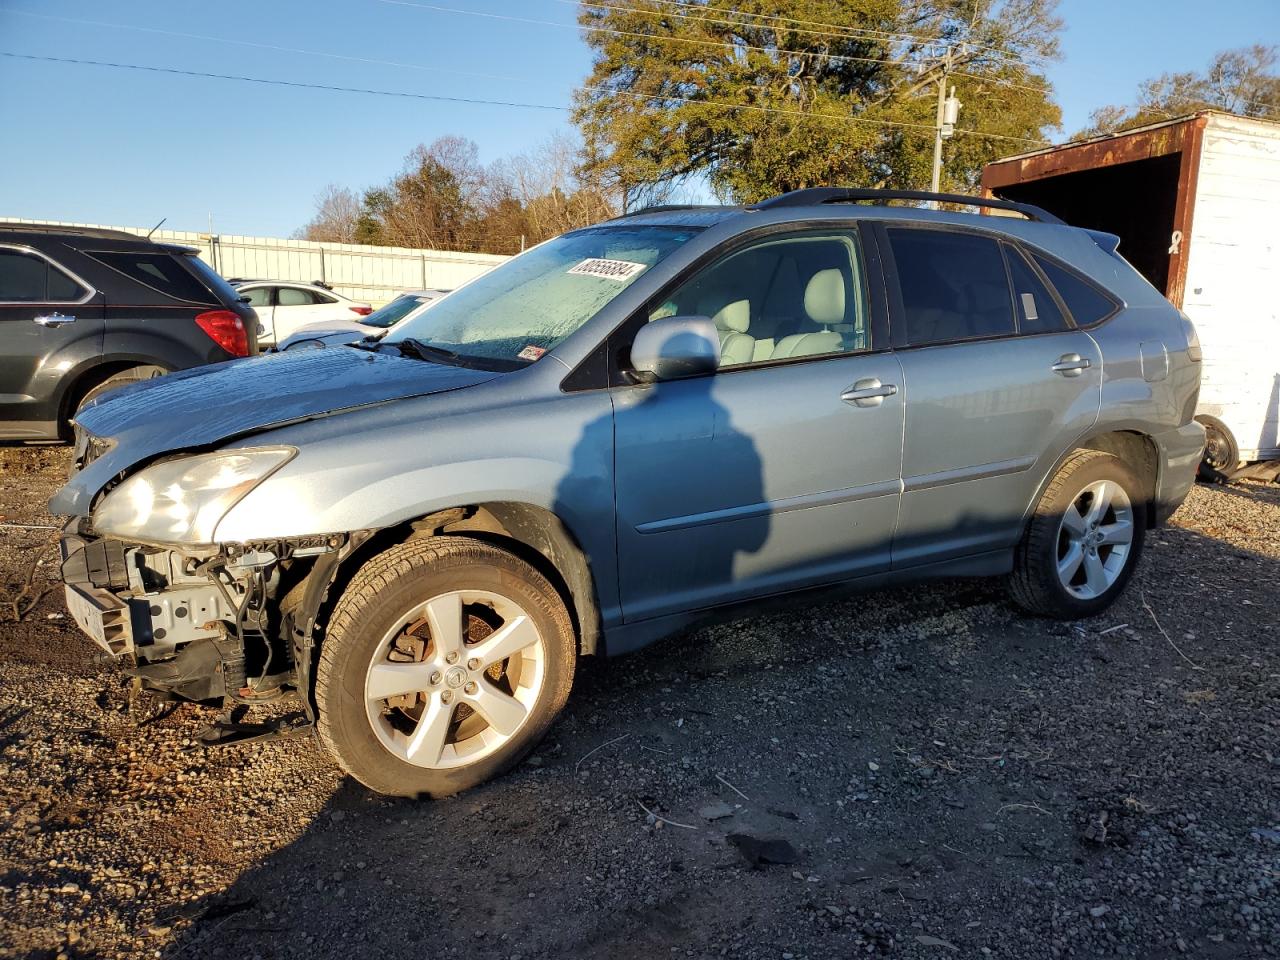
[57,357,171,433]
[316,501,602,658]
[1027,429,1161,531]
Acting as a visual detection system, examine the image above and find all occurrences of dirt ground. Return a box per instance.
[0,446,1276,960]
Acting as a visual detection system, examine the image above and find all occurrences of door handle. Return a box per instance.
[33,313,76,327]
[1051,353,1091,377]
[841,378,898,407]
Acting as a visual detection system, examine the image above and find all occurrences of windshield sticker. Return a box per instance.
[567,258,647,282]
[517,345,547,361]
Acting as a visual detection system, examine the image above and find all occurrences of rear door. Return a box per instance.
[274,286,341,340]
[0,243,104,436]
[874,223,1102,568]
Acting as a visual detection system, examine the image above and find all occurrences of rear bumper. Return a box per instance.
[1153,421,1206,525]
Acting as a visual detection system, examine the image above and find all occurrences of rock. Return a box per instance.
[699,801,735,821]
[1089,905,1111,918]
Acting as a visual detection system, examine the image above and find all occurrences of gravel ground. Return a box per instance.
[0,446,1277,960]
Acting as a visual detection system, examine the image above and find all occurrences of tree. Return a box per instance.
[571,0,1063,204]
[297,134,619,254]
[1079,45,1280,138]
[296,185,362,243]
[354,136,486,249]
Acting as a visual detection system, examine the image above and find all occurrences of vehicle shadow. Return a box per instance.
[153,510,1280,960]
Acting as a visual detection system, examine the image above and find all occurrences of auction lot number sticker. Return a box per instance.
[567,258,647,281]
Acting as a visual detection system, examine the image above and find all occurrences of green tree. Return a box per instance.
[1079,45,1280,138]
[571,0,1063,204]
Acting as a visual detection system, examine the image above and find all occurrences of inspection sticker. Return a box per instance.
[517,345,546,361]
[567,258,647,281]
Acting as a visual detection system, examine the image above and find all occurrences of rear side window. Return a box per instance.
[87,251,213,303]
[0,248,88,302]
[278,287,326,306]
[1005,247,1069,334]
[886,229,1015,345]
[1033,256,1118,327]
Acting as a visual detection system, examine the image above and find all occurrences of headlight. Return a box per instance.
[93,447,295,544]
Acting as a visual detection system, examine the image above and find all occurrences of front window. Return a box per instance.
[384,225,700,367]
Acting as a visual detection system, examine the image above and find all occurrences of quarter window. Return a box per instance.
[886,228,1015,345]
[1005,246,1069,334]
[651,230,871,368]
[87,251,212,302]
[1033,256,1118,327]
[0,248,88,302]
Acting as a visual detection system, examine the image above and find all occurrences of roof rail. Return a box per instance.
[612,203,726,219]
[749,188,1064,225]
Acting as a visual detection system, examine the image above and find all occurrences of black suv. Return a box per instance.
[0,223,258,441]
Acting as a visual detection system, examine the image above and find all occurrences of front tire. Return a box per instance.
[315,537,575,797]
[1009,450,1146,619]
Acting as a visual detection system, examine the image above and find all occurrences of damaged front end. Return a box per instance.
[60,524,367,744]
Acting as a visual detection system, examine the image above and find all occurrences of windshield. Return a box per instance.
[383,225,700,366]
[360,292,437,330]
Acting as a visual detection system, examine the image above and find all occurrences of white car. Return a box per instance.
[275,289,451,351]
[231,280,372,346]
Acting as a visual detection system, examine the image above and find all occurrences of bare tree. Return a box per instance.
[295,185,362,243]
[1080,45,1280,138]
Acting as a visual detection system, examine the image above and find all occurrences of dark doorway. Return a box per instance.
[996,153,1182,296]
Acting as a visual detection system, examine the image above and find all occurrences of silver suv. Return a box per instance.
[53,189,1204,797]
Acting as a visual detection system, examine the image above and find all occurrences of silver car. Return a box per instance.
[53,189,1204,797]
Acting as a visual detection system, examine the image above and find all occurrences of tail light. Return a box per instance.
[350,306,373,316]
[195,309,249,357]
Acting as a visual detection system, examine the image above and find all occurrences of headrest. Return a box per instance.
[711,299,750,333]
[804,269,845,326]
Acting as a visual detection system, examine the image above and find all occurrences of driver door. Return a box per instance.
[611,227,905,622]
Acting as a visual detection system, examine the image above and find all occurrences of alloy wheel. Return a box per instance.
[1055,479,1135,600]
[364,590,546,769]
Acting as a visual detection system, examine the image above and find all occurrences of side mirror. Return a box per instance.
[630,315,720,381]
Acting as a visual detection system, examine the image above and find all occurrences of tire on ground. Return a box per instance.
[1008,449,1147,619]
[1194,414,1240,475]
[314,536,575,797]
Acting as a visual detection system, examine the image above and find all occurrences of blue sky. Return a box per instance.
[0,0,1276,237]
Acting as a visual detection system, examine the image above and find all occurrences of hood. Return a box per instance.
[52,346,501,516]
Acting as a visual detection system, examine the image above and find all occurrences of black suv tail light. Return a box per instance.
[195,310,249,357]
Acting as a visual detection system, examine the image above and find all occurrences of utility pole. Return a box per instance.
[930,47,962,202]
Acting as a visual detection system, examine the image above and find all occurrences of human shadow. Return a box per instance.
[562,350,771,627]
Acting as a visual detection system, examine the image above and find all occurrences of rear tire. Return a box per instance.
[74,364,167,414]
[1008,450,1146,619]
[315,536,575,798]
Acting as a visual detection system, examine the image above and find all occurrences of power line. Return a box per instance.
[566,0,922,47]
[376,0,928,69]
[1,50,1050,144]
[0,51,567,111]
[2,8,526,84]
[596,0,1049,65]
